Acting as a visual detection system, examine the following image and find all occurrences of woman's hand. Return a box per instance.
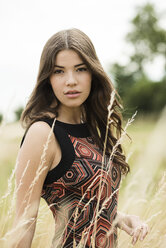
[116,212,148,245]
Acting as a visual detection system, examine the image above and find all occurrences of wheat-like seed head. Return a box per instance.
[1,109,166,247]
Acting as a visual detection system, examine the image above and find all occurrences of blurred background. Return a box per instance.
[0,0,165,122]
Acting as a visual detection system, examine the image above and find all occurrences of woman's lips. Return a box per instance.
[64,90,81,98]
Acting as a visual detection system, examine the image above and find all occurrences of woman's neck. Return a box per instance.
[56,106,84,124]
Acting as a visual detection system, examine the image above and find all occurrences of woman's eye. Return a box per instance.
[54,69,64,74]
[77,67,87,72]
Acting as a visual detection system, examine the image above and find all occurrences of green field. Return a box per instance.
[0,111,166,247]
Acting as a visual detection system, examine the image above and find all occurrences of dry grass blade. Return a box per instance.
[0,118,56,247]
[1,108,166,247]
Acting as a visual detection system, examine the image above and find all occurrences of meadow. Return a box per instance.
[0,109,166,247]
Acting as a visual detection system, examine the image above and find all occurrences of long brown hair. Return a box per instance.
[21,28,129,174]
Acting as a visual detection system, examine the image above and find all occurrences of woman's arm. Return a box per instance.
[116,211,148,245]
[10,121,56,248]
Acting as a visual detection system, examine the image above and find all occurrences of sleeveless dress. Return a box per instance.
[40,119,121,248]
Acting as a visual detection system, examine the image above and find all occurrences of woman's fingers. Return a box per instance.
[132,226,142,245]
[139,223,149,241]
[117,213,149,245]
[131,224,149,245]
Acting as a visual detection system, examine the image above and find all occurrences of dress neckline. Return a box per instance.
[52,119,90,138]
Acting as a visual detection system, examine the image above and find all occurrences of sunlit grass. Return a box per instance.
[0,109,166,247]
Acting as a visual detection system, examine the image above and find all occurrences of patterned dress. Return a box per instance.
[40,119,121,248]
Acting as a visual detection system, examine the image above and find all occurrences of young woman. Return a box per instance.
[14,28,148,248]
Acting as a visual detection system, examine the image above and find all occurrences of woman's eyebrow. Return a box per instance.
[75,63,86,67]
[54,63,86,68]
[54,65,64,68]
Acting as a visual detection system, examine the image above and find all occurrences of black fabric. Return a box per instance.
[19,118,90,186]
[42,119,76,185]
[54,119,90,138]
[41,119,121,247]
[20,132,27,147]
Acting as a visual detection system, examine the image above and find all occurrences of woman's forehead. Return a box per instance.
[55,49,84,66]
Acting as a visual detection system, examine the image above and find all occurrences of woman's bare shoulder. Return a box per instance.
[28,121,53,135]
[23,121,54,145]
[19,121,56,163]
[17,121,56,175]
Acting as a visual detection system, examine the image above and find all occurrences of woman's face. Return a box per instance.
[50,49,92,111]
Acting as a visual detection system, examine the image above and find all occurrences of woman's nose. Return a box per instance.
[65,72,77,86]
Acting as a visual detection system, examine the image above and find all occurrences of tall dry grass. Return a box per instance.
[0,108,166,247]
[118,108,166,247]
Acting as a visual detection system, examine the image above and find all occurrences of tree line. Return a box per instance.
[0,3,165,123]
[110,3,166,117]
